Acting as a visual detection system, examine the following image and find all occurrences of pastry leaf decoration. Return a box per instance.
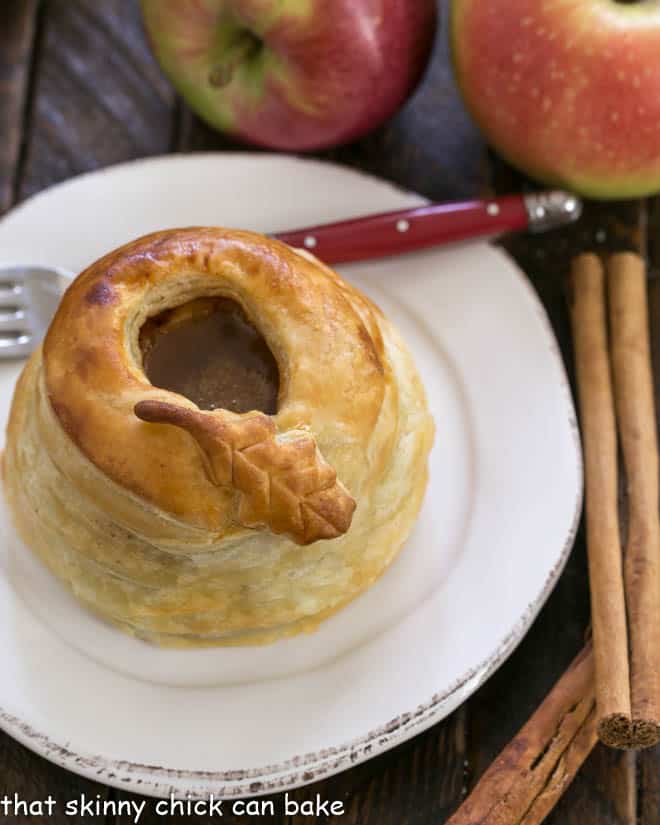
[134,400,356,545]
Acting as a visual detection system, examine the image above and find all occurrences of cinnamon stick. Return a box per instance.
[446,647,598,825]
[569,254,632,746]
[444,251,660,822]
[607,252,660,748]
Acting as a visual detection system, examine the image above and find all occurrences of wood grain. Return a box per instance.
[648,196,660,280]
[548,748,636,825]
[639,239,660,825]
[640,745,660,824]
[0,0,39,213]
[17,0,176,202]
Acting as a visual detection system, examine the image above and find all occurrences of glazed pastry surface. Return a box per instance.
[3,228,434,645]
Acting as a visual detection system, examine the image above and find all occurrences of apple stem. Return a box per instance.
[208,32,261,88]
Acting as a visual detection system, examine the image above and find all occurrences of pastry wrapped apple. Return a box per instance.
[3,229,434,646]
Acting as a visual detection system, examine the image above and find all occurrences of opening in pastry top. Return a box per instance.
[139,297,279,415]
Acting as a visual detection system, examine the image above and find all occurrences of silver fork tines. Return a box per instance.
[0,265,72,359]
[0,275,30,355]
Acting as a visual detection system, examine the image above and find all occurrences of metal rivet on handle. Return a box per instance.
[486,203,500,216]
[396,219,410,233]
[304,235,317,248]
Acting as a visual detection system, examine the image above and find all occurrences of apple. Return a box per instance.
[451,0,660,198]
[141,0,436,151]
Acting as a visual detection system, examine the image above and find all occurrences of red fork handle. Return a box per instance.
[272,191,581,265]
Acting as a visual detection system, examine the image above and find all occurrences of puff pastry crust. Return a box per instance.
[3,228,434,646]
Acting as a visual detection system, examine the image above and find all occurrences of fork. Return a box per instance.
[0,265,73,359]
[0,189,582,359]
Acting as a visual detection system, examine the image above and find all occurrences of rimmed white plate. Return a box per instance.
[0,154,581,799]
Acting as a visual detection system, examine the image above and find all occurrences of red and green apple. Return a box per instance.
[141,0,437,151]
[452,0,660,198]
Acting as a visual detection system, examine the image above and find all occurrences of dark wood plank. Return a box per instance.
[17,0,176,202]
[639,229,660,825]
[640,744,660,825]
[549,748,636,825]
[174,104,245,154]
[647,196,660,281]
[0,0,38,213]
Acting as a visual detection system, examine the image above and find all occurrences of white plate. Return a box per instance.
[0,154,581,798]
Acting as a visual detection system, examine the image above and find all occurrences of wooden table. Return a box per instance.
[1,2,658,822]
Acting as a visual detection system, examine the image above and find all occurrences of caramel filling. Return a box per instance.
[140,298,279,415]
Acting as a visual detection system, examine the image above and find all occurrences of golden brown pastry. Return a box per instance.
[3,228,434,646]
